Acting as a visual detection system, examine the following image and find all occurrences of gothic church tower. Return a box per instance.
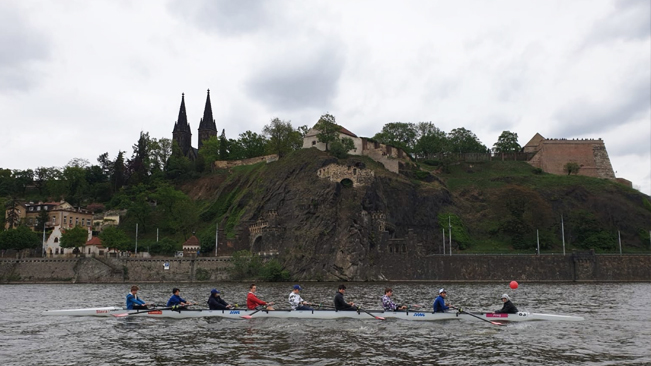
[172,93,193,157]
[198,89,217,149]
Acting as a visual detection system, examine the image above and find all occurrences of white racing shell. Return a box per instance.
[42,307,583,321]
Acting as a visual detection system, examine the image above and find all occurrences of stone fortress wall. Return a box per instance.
[525,134,617,180]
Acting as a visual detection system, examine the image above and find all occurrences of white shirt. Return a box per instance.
[288,291,305,310]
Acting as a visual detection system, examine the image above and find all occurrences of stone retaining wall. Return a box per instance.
[1,254,649,283]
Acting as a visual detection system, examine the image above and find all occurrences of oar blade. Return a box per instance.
[240,315,253,319]
[112,312,129,318]
[490,321,504,326]
[375,316,386,320]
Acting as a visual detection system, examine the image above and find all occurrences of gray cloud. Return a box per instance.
[553,77,651,136]
[167,0,279,36]
[583,0,651,46]
[0,3,50,91]
[245,39,345,111]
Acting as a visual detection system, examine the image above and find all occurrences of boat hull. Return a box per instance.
[460,311,584,322]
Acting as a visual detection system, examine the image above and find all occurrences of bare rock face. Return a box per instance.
[216,149,453,281]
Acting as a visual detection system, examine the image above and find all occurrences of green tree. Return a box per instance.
[4,198,21,229]
[112,151,127,191]
[564,162,581,175]
[447,127,488,154]
[492,131,521,153]
[238,131,268,158]
[99,226,131,252]
[63,163,88,207]
[59,225,89,253]
[0,226,40,252]
[153,184,198,238]
[149,237,181,256]
[263,118,302,157]
[314,113,340,151]
[13,169,34,197]
[198,136,221,170]
[165,141,192,179]
[372,122,418,153]
[330,137,356,159]
[149,137,172,174]
[414,125,448,158]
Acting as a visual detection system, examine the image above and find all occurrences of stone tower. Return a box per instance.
[198,89,217,149]
[172,93,193,157]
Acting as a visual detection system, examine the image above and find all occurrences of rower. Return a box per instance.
[166,288,192,308]
[433,288,452,313]
[381,288,407,311]
[334,284,356,311]
[207,289,233,310]
[288,285,313,311]
[126,285,149,310]
[247,284,275,310]
[494,294,518,314]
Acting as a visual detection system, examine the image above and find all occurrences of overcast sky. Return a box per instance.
[1,0,649,195]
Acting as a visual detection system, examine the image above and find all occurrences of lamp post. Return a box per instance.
[215,223,219,257]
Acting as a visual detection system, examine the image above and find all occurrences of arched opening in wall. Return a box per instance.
[340,178,353,188]
[253,236,263,254]
[54,237,58,243]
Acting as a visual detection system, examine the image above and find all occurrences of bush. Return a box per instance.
[532,167,543,175]
[415,170,430,180]
[260,259,290,281]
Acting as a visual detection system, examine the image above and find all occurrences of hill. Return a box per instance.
[179,148,651,281]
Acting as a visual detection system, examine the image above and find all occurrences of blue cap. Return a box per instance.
[211,289,220,294]
[293,285,301,290]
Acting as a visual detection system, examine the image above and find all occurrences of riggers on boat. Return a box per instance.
[42,307,583,322]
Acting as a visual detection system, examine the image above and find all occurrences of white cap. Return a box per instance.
[439,288,446,294]
[501,294,510,300]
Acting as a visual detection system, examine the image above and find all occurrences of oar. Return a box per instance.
[357,307,385,320]
[240,306,265,319]
[452,307,504,326]
[111,305,177,318]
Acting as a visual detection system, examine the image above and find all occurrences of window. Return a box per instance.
[54,237,58,243]
[55,248,59,254]
[75,218,79,225]
[52,216,56,224]
[312,141,316,145]
[64,216,67,224]
[44,206,48,211]
[37,206,41,211]
[29,207,34,212]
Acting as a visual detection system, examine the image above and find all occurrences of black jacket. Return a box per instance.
[334,292,355,311]
[208,296,230,310]
[495,300,518,314]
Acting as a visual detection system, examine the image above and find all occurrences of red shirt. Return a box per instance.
[247,292,266,310]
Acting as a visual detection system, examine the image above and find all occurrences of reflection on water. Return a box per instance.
[0,282,649,365]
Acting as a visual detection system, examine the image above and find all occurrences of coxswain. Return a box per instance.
[494,294,518,314]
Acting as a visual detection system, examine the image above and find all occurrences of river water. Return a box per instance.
[0,282,649,365]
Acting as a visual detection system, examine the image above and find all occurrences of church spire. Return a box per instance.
[172,92,192,157]
[174,92,190,132]
[198,88,217,149]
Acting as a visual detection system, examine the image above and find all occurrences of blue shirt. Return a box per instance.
[433,295,449,313]
[126,293,146,309]
[167,294,187,307]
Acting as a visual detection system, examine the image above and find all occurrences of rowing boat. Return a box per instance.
[42,307,582,321]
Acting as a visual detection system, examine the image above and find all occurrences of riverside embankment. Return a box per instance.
[0,252,649,283]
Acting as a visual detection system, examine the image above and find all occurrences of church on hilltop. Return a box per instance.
[172,89,217,160]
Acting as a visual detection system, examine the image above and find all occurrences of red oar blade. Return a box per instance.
[240,315,253,319]
[490,321,504,326]
[375,316,385,320]
[112,313,129,318]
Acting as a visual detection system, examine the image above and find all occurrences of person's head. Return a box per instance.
[438,288,447,298]
[293,285,301,293]
[131,285,139,293]
[250,283,256,292]
[172,288,180,295]
[501,294,510,302]
[211,289,220,297]
[385,288,393,295]
[338,284,347,293]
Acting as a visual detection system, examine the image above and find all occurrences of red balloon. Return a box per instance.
[510,281,519,289]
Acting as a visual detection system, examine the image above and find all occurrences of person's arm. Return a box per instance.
[250,294,267,306]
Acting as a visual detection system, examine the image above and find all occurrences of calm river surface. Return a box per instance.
[0,282,649,365]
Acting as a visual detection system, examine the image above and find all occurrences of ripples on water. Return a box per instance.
[0,282,649,365]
